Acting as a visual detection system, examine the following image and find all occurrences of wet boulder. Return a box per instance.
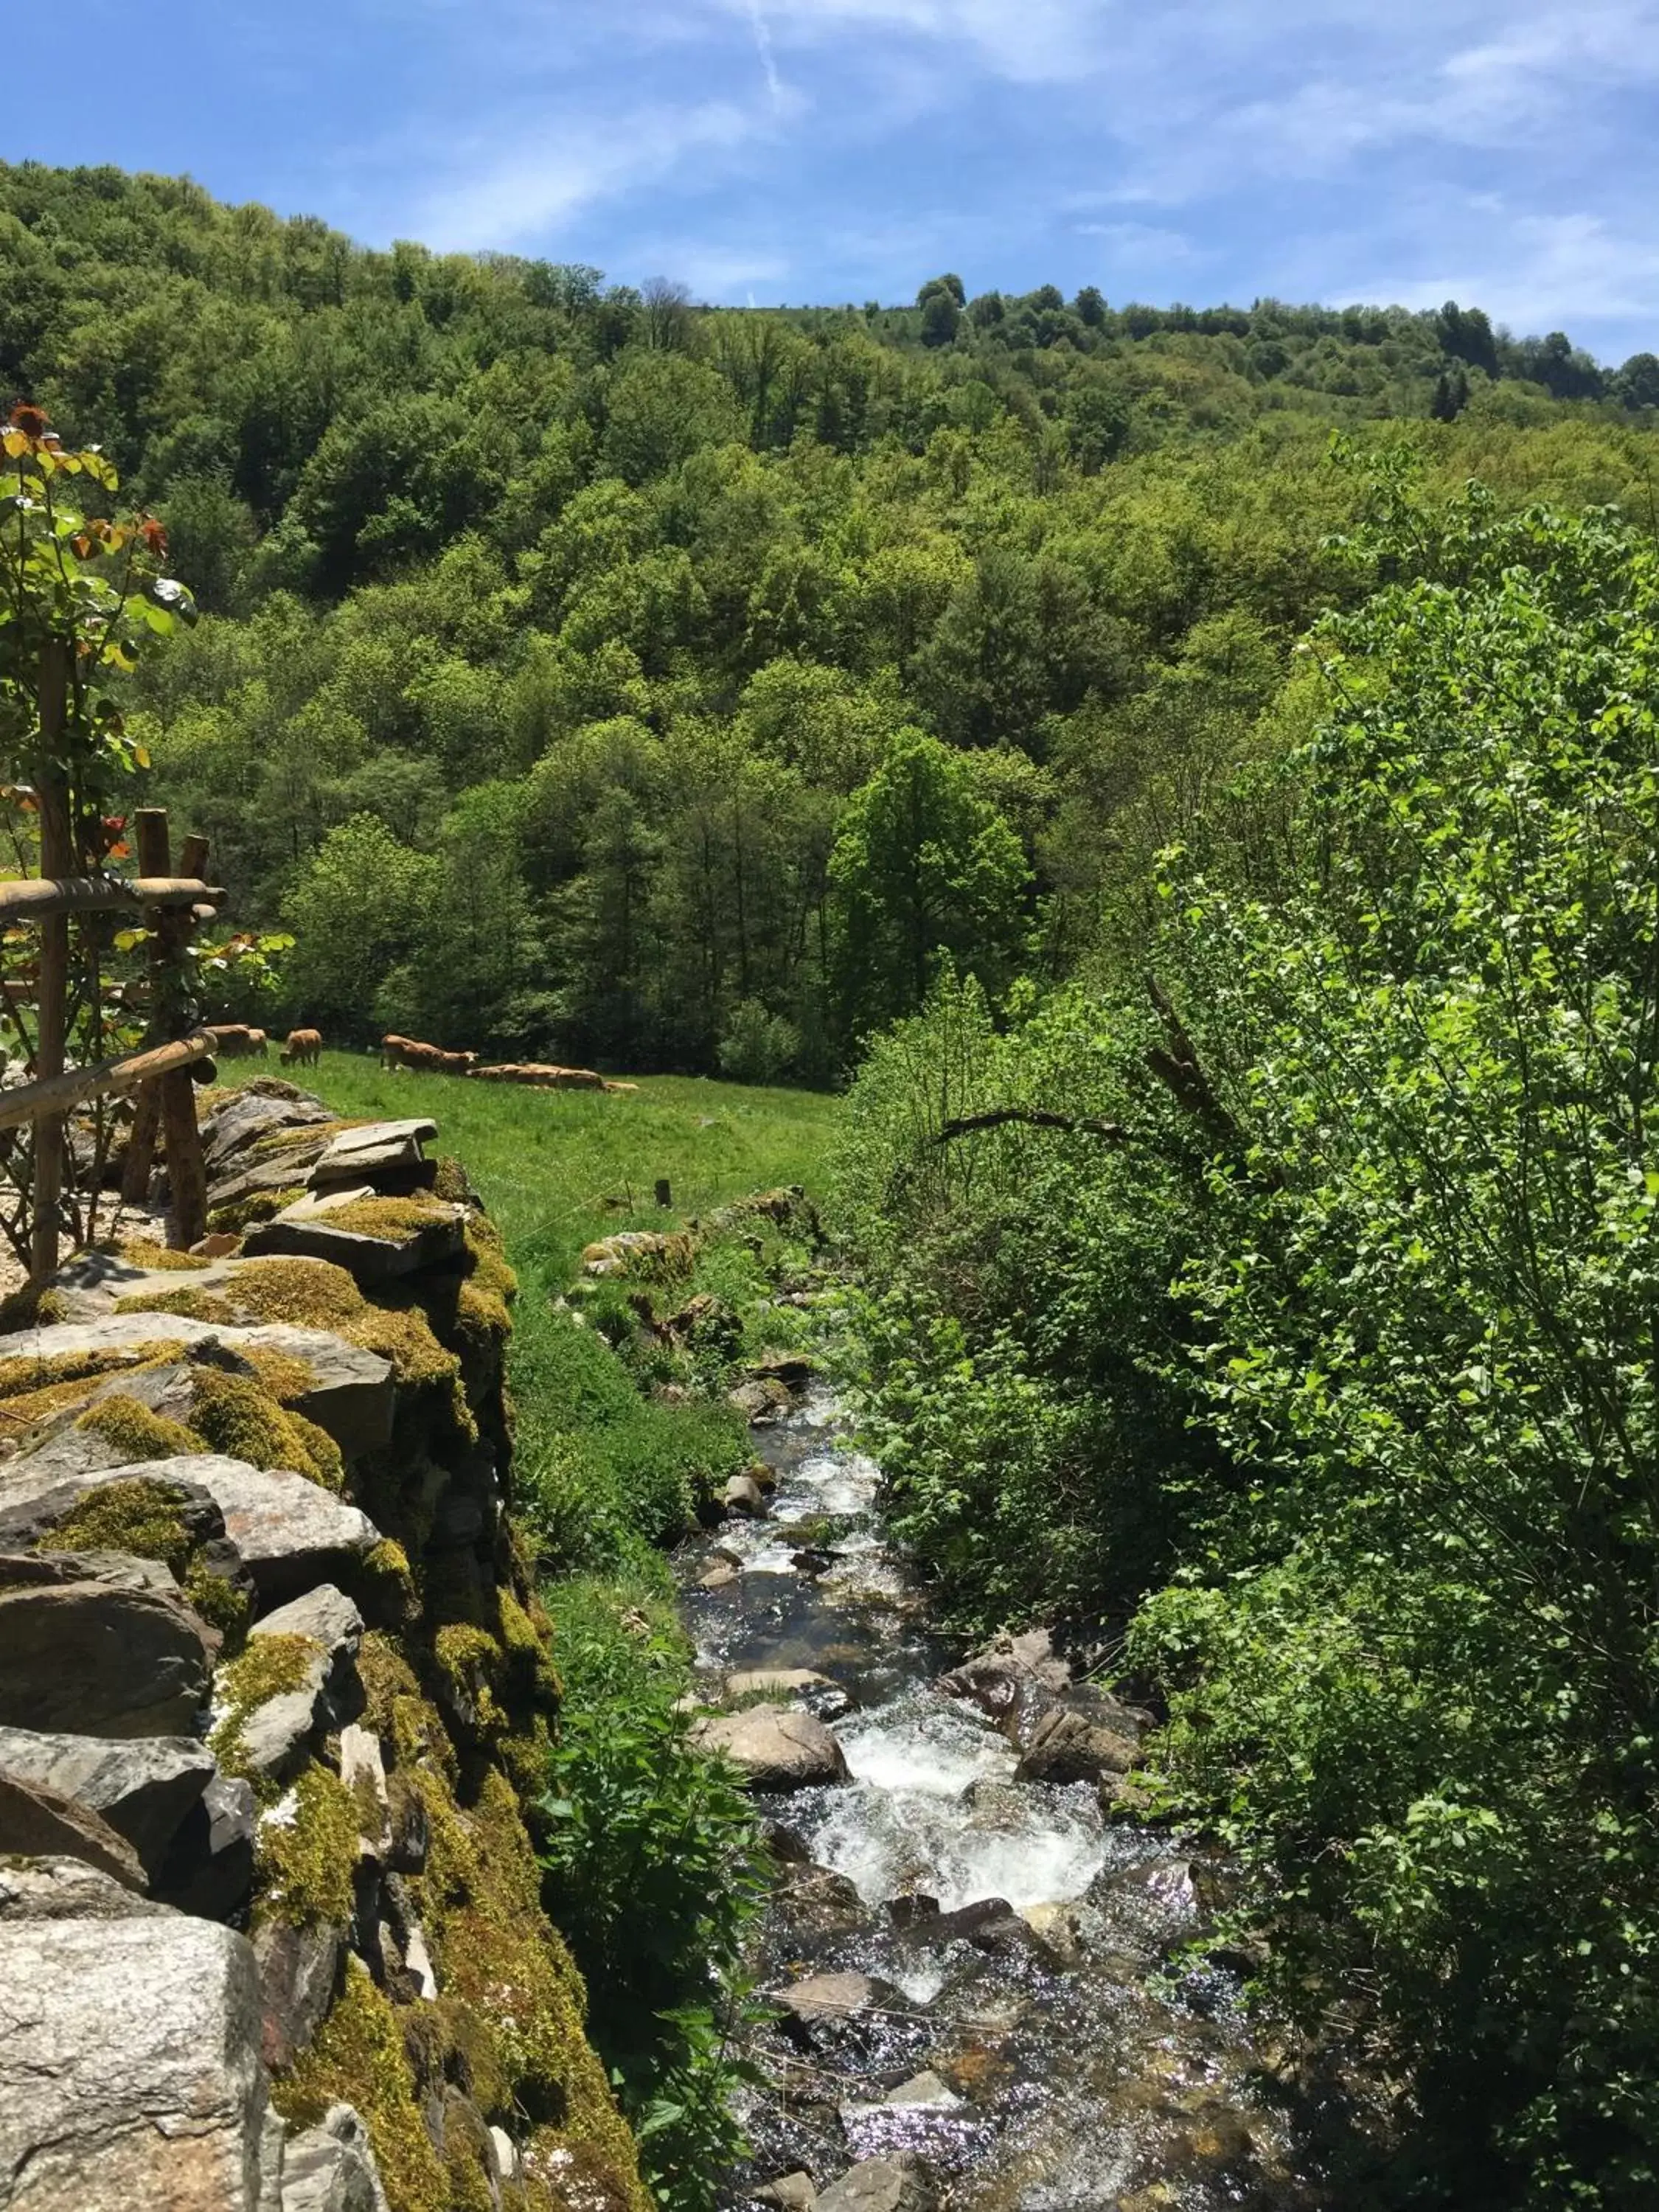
[814,2154,938,2212]
[1012,1690,1144,1785]
[691,1707,849,1791]
[775,1970,900,2031]
[937,1628,1071,1737]
[722,1472,768,1518]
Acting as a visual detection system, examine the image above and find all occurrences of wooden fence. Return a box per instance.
[3,796,226,1280]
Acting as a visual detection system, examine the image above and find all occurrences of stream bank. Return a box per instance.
[678,1382,1338,2212]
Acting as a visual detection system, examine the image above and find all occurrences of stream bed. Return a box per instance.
[675,1385,1338,2211]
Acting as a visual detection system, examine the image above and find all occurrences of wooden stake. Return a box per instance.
[161,1063,207,1249]
[120,1080,161,1205]
[29,643,72,1283]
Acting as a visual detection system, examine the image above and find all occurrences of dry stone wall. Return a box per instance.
[0,1079,650,2212]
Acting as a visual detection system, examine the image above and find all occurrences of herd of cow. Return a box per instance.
[206,1024,319,1065]
[204,1024,636,1093]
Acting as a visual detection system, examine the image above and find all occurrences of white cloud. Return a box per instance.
[1360,213,1659,335]
[408,100,762,252]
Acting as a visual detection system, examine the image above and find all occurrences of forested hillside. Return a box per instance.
[5,161,1659,1072]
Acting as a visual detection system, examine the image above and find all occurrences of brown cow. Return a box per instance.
[280,1028,322,1067]
[381,1034,476,1075]
[246,1027,268,1058]
[206,1023,258,1058]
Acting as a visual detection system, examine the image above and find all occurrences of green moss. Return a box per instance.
[362,1537,417,1624]
[114,1284,238,1323]
[212,1632,319,1783]
[226,1257,462,1394]
[119,1238,209,1271]
[255,1760,362,1929]
[272,1958,449,2212]
[464,1215,518,1306]
[0,1284,66,1330]
[435,1624,508,1742]
[188,1366,344,1491]
[74,1393,204,1461]
[240,1343,319,1403]
[51,1477,193,1575]
[410,1767,649,2207]
[322,1195,452,1242]
[246,1119,357,1160]
[0,1340,186,1402]
[206,1186,305,1234]
[184,1556,251,1646]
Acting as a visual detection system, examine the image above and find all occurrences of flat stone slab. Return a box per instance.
[0,1724,214,1878]
[201,1089,338,1173]
[0,1310,394,1464]
[0,1854,172,1923]
[307,1121,436,1194]
[0,1450,379,1606]
[692,1708,849,1791]
[244,1200,465,1285]
[0,1577,215,1738]
[0,1913,272,2208]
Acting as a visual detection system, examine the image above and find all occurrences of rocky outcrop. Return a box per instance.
[692,1706,850,1790]
[0,1082,653,2212]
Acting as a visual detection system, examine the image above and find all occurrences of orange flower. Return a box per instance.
[7,402,49,439]
[137,515,168,557]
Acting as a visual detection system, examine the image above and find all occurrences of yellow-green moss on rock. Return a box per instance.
[255,1761,361,1930]
[272,1959,450,2212]
[75,1392,203,1461]
[51,1476,193,1576]
[118,1238,209,1272]
[211,1632,319,1785]
[187,1366,345,1492]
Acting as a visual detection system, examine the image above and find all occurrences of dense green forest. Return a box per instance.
[4,161,1659,1074]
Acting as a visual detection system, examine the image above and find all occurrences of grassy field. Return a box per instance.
[239,1051,843,1286]
[225,1051,844,1582]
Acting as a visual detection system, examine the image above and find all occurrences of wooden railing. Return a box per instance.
[4,799,226,1279]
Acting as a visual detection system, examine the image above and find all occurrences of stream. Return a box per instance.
[676,1385,1338,2211]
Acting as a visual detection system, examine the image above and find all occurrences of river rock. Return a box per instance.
[0,1910,272,2206]
[938,1627,1071,1734]
[279,2101,391,2212]
[721,1472,768,1517]
[0,1576,215,1736]
[156,1772,258,1922]
[753,2176,817,2211]
[886,2072,962,2110]
[0,1724,213,1878]
[727,1667,834,1701]
[775,1970,896,2025]
[774,1861,871,1940]
[814,2155,937,2212]
[1012,1689,1144,1784]
[0,1764,148,1890]
[691,1707,849,1790]
[728,1375,792,1424]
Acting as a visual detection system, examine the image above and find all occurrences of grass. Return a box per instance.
[229,1051,841,1283]
[221,1052,841,1582]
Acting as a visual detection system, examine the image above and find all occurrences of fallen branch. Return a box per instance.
[934,1107,1135,1146]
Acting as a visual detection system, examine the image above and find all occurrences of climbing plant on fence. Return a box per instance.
[0,404,279,1271]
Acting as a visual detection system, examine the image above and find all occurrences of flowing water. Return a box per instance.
[677,1386,1341,2211]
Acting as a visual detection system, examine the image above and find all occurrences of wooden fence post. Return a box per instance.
[29,642,72,1283]
[134,808,208,1251]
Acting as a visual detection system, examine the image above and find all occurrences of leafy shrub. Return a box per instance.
[717,998,799,1085]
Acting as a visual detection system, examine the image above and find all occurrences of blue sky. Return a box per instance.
[31,1,1659,361]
